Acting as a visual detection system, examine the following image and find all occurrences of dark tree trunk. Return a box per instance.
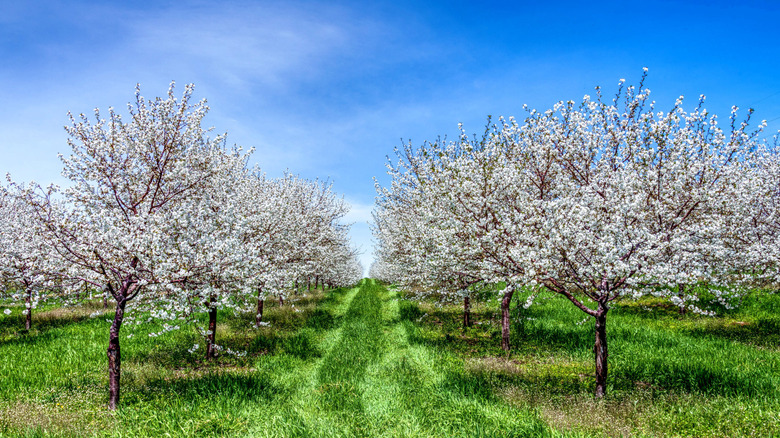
[103,288,108,309]
[279,295,284,307]
[24,284,32,331]
[677,284,687,315]
[307,280,311,292]
[463,295,471,329]
[594,301,609,398]
[205,297,218,360]
[294,280,298,295]
[256,288,264,327]
[315,275,320,290]
[107,295,127,410]
[501,289,514,351]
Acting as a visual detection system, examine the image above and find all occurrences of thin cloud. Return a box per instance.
[342,198,374,225]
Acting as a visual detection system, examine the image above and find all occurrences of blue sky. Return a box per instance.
[2,0,779,272]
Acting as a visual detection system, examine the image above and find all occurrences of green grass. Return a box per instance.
[400,288,780,437]
[0,288,339,437]
[0,282,558,437]
[1,282,778,437]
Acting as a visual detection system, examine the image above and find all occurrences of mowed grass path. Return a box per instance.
[0,281,559,437]
[244,279,555,437]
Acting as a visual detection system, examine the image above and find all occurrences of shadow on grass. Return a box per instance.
[305,308,338,330]
[282,328,322,359]
[133,289,341,369]
[0,302,107,343]
[609,295,780,349]
[679,317,780,349]
[612,356,778,396]
[128,370,282,405]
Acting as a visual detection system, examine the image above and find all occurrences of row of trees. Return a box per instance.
[372,72,778,397]
[0,83,363,409]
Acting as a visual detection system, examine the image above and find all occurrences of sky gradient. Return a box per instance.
[2,0,779,272]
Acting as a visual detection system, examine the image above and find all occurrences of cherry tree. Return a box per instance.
[150,147,253,360]
[259,175,356,295]
[497,78,758,397]
[374,135,528,340]
[0,183,64,331]
[26,82,234,409]
[722,143,780,287]
[373,72,763,397]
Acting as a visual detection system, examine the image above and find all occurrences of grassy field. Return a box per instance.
[401,287,780,437]
[0,281,778,437]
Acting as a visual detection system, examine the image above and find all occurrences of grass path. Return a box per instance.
[0,281,566,437]
[246,279,558,438]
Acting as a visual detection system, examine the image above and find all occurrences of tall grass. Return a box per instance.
[0,288,338,437]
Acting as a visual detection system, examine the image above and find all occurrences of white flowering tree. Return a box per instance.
[373,143,488,330]
[26,82,233,409]
[375,132,539,341]
[373,72,762,397]
[0,183,64,330]
[506,78,759,397]
[722,143,780,288]
[315,238,363,287]
[259,175,357,294]
[149,146,254,360]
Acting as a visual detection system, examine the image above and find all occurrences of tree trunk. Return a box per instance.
[315,275,320,291]
[501,289,514,351]
[24,284,32,331]
[107,295,127,410]
[256,288,264,327]
[205,297,218,360]
[103,288,108,309]
[307,280,311,293]
[677,284,687,315]
[279,295,284,307]
[594,301,609,398]
[463,295,471,329]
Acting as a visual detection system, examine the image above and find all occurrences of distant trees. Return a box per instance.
[725,142,780,287]
[373,72,767,397]
[0,185,61,331]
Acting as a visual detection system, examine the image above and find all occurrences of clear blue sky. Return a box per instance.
[2,0,779,272]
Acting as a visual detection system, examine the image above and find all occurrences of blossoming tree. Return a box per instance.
[26,82,234,409]
[373,72,763,397]
[0,183,64,331]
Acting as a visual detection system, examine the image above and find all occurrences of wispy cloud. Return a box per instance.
[342,198,374,225]
[124,2,359,90]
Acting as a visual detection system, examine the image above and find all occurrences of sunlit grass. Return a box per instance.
[2,282,777,437]
[0,281,559,437]
[0,288,334,437]
[401,288,780,437]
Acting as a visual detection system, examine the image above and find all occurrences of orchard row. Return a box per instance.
[370,72,779,397]
[0,83,363,409]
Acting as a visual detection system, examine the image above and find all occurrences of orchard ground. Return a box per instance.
[0,280,778,437]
